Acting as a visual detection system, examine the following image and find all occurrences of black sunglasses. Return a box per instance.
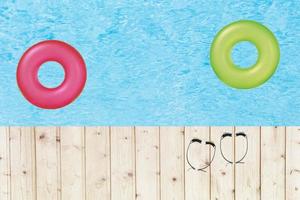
[186,132,248,172]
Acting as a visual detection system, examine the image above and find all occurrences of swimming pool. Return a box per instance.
[0,0,299,125]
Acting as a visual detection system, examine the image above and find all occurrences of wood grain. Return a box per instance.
[160,127,185,200]
[110,127,135,200]
[0,126,298,200]
[0,127,10,200]
[135,127,160,200]
[9,127,36,200]
[85,127,110,199]
[60,127,85,200]
[35,127,59,200]
[286,127,300,200]
[261,127,286,200]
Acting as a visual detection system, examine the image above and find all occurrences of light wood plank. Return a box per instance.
[160,127,185,200]
[185,127,210,200]
[261,127,285,200]
[135,127,160,200]
[60,127,85,200]
[210,126,235,200]
[286,127,300,200]
[85,127,110,200]
[35,127,60,200]
[110,127,135,200]
[0,127,10,200]
[56,127,61,200]
[2,126,298,199]
[9,127,36,200]
[235,127,260,200]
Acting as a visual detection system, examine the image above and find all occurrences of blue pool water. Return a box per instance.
[0,0,299,125]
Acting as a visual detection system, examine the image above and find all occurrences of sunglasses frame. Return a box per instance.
[220,132,248,164]
[186,138,216,172]
[186,132,249,172]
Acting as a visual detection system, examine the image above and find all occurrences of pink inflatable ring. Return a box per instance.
[17,40,87,109]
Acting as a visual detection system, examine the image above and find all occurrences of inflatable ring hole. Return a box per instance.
[231,41,258,69]
[38,61,65,89]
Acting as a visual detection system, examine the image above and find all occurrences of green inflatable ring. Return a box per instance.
[210,20,280,89]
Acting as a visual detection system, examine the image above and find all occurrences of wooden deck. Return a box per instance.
[0,127,299,200]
